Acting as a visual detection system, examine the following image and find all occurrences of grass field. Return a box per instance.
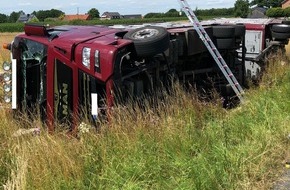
[1,33,290,189]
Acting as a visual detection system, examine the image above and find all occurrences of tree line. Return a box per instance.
[234,0,284,18]
[0,0,287,24]
[144,8,235,18]
[0,7,232,23]
[0,8,100,23]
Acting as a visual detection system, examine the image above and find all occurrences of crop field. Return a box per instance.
[1,31,290,189]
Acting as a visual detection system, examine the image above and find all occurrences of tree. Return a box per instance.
[35,9,64,21]
[165,9,180,17]
[195,8,234,16]
[0,13,7,23]
[284,7,290,17]
[50,9,64,18]
[266,7,284,17]
[88,8,100,19]
[234,0,250,18]
[9,11,21,23]
[144,8,183,18]
[144,13,164,18]
[250,0,283,8]
[28,17,39,23]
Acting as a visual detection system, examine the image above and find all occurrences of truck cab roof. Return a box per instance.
[21,24,131,47]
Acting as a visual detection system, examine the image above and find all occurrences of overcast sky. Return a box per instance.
[0,0,236,16]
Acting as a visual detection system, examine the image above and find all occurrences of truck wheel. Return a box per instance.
[272,31,290,40]
[282,20,290,25]
[271,24,290,33]
[234,24,246,37]
[212,26,235,38]
[124,26,170,57]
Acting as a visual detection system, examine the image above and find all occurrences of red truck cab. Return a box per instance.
[7,24,135,131]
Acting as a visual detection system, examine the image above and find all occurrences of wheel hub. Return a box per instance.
[132,29,159,39]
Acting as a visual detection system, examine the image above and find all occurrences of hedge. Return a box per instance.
[0,23,25,32]
[0,17,188,33]
[266,7,290,18]
[266,7,284,17]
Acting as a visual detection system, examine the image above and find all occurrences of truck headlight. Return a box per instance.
[3,72,11,82]
[3,83,11,92]
[95,50,100,72]
[82,47,91,68]
[3,61,11,71]
[4,95,11,103]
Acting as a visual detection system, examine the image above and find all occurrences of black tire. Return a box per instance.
[271,24,290,33]
[234,24,246,37]
[282,20,290,25]
[212,26,235,38]
[276,39,289,45]
[215,38,236,50]
[272,31,290,40]
[124,26,170,57]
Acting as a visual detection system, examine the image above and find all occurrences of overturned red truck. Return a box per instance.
[2,18,290,130]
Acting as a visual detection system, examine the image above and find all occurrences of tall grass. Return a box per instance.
[1,33,290,189]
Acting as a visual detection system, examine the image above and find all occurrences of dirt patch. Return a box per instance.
[272,169,290,190]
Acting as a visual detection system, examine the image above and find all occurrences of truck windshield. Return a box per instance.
[14,38,47,116]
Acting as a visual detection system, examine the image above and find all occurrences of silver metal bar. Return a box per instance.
[178,0,244,101]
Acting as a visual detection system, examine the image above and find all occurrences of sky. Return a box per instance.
[0,0,236,16]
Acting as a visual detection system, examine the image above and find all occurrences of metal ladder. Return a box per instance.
[178,0,244,102]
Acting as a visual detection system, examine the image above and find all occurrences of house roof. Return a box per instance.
[252,6,267,14]
[18,15,28,22]
[101,12,121,17]
[17,13,37,22]
[248,6,268,18]
[63,14,90,21]
[282,0,290,4]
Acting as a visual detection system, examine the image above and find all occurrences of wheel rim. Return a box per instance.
[132,28,159,39]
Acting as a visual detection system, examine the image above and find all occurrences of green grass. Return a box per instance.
[1,52,290,189]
